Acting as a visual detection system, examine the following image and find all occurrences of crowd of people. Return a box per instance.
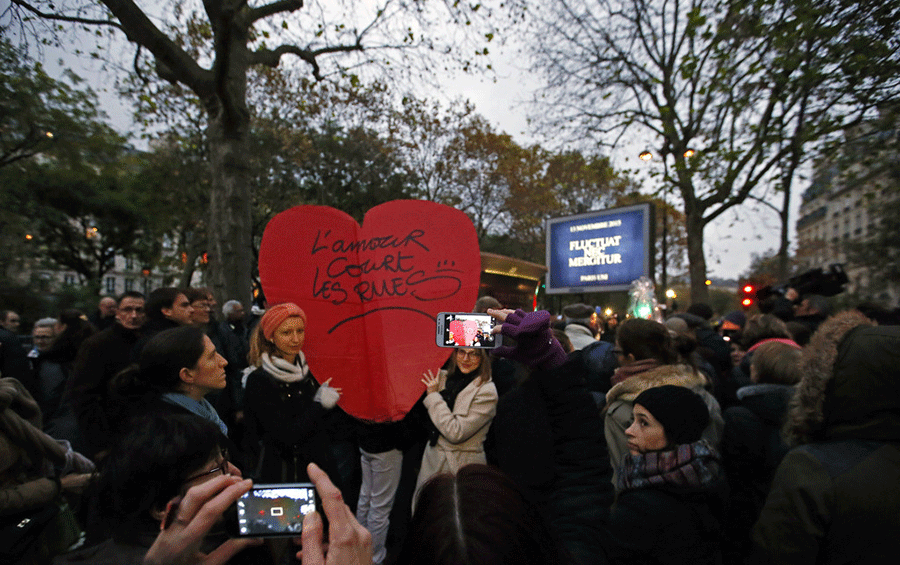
[1,286,898,565]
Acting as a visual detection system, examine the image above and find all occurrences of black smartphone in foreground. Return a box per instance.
[231,483,318,537]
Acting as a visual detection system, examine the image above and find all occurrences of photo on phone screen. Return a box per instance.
[436,312,501,349]
[236,483,317,537]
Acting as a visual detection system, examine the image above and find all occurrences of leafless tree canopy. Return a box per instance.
[527,0,900,298]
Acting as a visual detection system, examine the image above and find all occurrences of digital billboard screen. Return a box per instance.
[545,203,654,293]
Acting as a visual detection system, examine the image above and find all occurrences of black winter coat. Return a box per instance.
[68,323,142,457]
[751,322,900,564]
[721,383,793,563]
[243,367,339,485]
[489,350,614,565]
[605,477,727,565]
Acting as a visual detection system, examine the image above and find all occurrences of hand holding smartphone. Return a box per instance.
[435,312,502,349]
[233,483,319,537]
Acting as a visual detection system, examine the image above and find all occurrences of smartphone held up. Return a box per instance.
[233,483,318,537]
[436,312,501,349]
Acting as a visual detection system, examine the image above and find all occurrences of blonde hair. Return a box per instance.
[750,341,802,385]
[446,348,492,386]
[248,323,279,366]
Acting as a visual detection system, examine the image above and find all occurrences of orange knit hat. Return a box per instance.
[261,302,307,341]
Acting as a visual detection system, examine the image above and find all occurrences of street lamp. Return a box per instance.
[665,288,677,299]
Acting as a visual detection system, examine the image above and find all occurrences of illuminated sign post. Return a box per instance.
[545,203,654,294]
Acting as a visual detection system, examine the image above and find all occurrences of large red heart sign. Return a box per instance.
[258,200,481,422]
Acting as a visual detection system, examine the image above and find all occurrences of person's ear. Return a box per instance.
[161,306,174,320]
[179,366,195,384]
[625,352,636,364]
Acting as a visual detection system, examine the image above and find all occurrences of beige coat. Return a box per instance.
[604,364,724,488]
[414,370,498,502]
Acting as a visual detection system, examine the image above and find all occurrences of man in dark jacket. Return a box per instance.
[130,287,194,360]
[751,312,900,564]
[67,292,145,459]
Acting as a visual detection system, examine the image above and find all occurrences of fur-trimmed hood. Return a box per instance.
[605,364,707,406]
[783,310,900,446]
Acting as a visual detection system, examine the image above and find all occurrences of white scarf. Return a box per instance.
[260,351,309,383]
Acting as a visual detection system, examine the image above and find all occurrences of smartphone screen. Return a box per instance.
[235,483,317,537]
[436,312,501,348]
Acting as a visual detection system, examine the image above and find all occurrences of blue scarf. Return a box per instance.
[160,392,228,436]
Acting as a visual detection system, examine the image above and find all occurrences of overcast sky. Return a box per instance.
[32,23,797,283]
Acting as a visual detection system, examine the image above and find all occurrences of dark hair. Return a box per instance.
[146,287,185,322]
[183,287,209,304]
[399,465,563,565]
[46,309,96,362]
[141,326,206,391]
[552,328,574,353]
[445,347,492,386]
[617,318,678,364]
[785,321,812,347]
[686,303,713,321]
[112,326,207,398]
[95,413,223,543]
[117,290,145,303]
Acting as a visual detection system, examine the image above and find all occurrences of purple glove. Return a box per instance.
[494,310,567,371]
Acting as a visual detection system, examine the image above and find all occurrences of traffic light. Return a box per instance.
[741,283,755,310]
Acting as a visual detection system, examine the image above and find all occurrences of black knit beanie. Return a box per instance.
[633,385,710,446]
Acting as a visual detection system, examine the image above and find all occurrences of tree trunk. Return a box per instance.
[686,210,709,303]
[206,114,253,306]
[204,10,253,308]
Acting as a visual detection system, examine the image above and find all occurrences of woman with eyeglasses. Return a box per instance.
[63,413,258,564]
[413,347,498,506]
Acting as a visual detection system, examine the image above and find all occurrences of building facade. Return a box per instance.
[795,112,899,305]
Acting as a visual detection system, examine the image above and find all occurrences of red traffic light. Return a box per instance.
[741,297,753,307]
[743,284,754,294]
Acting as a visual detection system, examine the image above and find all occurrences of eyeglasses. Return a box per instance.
[456,349,481,359]
[612,349,624,356]
[182,449,229,484]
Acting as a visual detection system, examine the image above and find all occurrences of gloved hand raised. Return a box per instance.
[488,309,567,371]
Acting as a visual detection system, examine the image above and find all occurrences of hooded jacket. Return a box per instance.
[751,312,900,564]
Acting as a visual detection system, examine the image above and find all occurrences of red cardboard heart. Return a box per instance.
[258,201,481,421]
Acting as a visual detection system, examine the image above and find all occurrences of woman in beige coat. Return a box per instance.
[414,347,498,504]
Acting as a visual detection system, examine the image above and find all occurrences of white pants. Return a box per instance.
[356,448,403,565]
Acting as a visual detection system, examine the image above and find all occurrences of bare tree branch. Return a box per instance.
[249,0,304,23]
[100,0,214,97]
[10,0,124,31]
